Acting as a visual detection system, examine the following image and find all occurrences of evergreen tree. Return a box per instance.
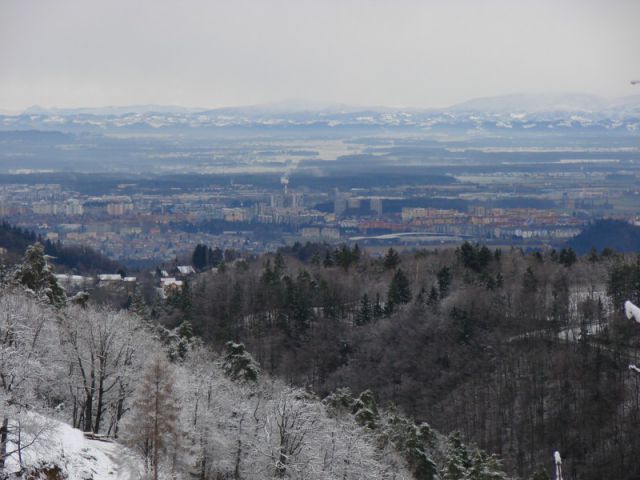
[129,290,150,320]
[356,293,372,326]
[335,244,355,271]
[222,341,260,383]
[457,242,492,273]
[384,247,401,270]
[352,243,361,262]
[192,244,208,270]
[14,243,65,307]
[467,450,508,480]
[274,251,286,277]
[443,432,471,480]
[209,246,224,266]
[437,266,452,299]
[352,390,379,429]
[323,250,334,268]
[522,266,538,293]
[558,247,577,267]
[427,285,439,307]
[261,259,277,285]
[388,268,412,307]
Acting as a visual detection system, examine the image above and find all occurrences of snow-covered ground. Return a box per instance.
[4,413,144,479]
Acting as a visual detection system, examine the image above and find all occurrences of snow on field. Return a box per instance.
[4,413,144,479]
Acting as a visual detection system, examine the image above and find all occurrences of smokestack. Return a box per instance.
[281,175,289,196]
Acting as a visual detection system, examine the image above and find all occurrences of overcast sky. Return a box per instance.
[1,0,639,111]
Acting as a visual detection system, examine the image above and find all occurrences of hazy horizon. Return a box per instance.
[1,0,639,112]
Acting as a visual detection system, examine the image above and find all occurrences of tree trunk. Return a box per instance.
[0,417,8,472]
[84,388,93,432]
[94,370,105,434]
[154,380,159,480]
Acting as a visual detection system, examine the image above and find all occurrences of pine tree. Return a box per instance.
[125,355,179,480]
[352,243,361,262]
[352,390,379,429]
[388,268,412,307]
[274,251,286,277]
[437,266,452,299]
[443,432,471,480]
[129,290,150,320]
[14,243,65,307]
[383,247,401,270]
[323,250,334,268]
[467,450,508,480]
[427,285,439,307]
[222,341,260,383]
[522,266,538,293]
[356,293,372,326]
[558,247,577,267]
[192,244,208,270]
[209,246,224,267]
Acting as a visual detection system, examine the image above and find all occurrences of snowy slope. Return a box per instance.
[4,413,144,479]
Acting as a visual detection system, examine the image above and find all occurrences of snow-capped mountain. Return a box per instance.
[2,93,639,134]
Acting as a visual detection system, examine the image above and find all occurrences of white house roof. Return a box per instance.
[98,274,122,281]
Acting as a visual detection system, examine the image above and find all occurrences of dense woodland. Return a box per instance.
[0,221,120,272]
[151,241,640,480]
[0,243,510,480]
[4,236,640,478]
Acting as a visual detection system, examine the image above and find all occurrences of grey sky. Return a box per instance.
[1,0,639,111]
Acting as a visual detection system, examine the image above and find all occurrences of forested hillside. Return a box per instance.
[153,242,640,480]
[0,244,510,479]
[567,219,640,254]
[0,221,120,273]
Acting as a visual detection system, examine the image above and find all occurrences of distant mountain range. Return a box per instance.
[448,93,640,114]
[2,93,639,135]
[18,93,640,116]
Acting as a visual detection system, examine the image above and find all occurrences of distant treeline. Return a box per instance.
[568,219,640,254]
[174,219,296,237]
[0,221,120,273]
[315,196,555,214]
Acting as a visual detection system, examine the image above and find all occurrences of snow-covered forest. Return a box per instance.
[0,244,511,479]
[154,242,640,480]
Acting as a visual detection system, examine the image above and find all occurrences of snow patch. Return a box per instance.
[4,413,143,480]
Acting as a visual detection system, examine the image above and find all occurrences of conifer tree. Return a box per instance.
[274,251,286,277]
[192,244,208,270]
[443,432,471,480]
[437,266,452,299]
[323,250,334,268]
[222,341,260,383]
[383,247,401,270]
[356,293,372,326]
[427,285,439,307]
[14,243,65,307]
[388,268,412,307]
